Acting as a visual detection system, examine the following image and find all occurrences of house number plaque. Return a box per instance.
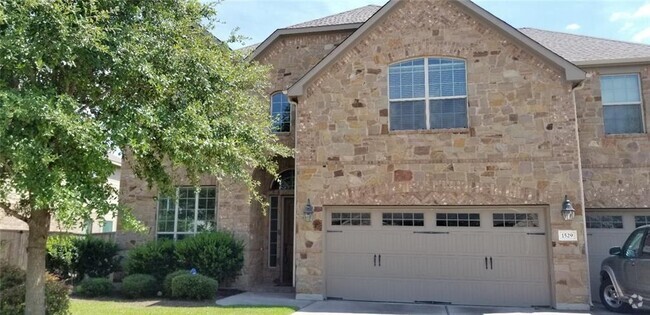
[558,230,578,242]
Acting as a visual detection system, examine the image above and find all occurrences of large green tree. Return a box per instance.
[0,1,288,313]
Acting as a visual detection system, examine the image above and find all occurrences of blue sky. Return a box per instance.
[207,0,650,49]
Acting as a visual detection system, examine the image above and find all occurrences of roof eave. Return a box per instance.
[574,57,650,68]
[248,23,363,61]
[288,0,586,96]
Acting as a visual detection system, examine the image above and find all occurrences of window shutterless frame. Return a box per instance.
[270,91,291,133]
[600,73,646,134]
[155,186,218,240]
[387,57,468,131]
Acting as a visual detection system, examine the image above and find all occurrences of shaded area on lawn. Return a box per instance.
[70,298,297,315]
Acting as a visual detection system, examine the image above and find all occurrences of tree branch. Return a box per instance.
[0,201,29,223]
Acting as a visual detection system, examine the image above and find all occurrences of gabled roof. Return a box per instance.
[286,5,381,29]
[520,28,650,66]
[287,0,586,96]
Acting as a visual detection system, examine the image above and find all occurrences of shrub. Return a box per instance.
[0,262,70,315]
[72,237,121,281]
[175,231,244,283]
[74,277,113,297]
[46,235,79,281]
[125,239,177,281]
[121,274,158,299]
[171,274,218,300]
[163,270,190,297]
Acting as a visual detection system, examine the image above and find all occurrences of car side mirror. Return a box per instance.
[609,246,622,255]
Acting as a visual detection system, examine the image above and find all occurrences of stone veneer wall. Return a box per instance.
[576,66,650,208]
[294,0,589,308]
[256,30,355,149]
[116,153,255,288]
[117,30,354,289]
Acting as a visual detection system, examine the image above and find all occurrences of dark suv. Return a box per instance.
[600,225,650,312]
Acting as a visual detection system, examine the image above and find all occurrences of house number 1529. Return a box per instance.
[558,230,578,242]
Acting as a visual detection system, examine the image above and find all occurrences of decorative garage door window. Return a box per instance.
[157,186,217,240]
[436,213,480,227]
[586,215,623,229]
[492,213,539,228]
[331,212,371,226]
[382,213,424,226]
[635,215,650,228]
[388,58,467,131]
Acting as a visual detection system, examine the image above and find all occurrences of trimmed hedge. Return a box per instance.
[74,277,113,297]
[175,232,244,284]
[46,235,120,283]
[125,239,177,281]
[0,261,70,315]
[171,274,217,300]
[163,270,190,297]
[121,274,158,299]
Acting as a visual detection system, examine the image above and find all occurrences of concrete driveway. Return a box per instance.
[217,293,620,315]
[293,300,617,315]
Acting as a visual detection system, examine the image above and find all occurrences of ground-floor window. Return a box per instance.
[157,186,217,240]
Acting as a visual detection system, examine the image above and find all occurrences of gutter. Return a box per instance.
[574,57,650,68]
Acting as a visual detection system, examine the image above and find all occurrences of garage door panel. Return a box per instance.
[325,207,551,307]
[586,211,648,302]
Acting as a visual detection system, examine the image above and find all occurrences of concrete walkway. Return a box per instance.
[217,293,619,315]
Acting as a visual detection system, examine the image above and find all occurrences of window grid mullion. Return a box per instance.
[194,189,199,234]
[424,58,430,130]
[602,101,642,106]
[173,188,179,241]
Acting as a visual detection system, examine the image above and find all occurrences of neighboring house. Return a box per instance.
[117,0,650,310]
[0,152,122,234]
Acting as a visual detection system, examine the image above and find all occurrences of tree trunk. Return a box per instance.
[25,209,50,315]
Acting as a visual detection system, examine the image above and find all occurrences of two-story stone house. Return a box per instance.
[117,0,650,310]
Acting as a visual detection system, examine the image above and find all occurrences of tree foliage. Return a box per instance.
[0,0,289,313]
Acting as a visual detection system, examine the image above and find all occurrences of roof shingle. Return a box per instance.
[286,5,381,29]
[519,28,650,63]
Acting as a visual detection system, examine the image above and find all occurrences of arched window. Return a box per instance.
[271,92,291,132]
[388,58,467,130]
[270,169,294,190]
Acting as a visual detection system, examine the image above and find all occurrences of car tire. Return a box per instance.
[600,277,632,313]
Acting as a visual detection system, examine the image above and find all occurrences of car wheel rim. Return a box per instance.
[604,284,623,308]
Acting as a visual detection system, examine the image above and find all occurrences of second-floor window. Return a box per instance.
[271,92,291,132]
[388,58,468,131]
[600,74,645,134]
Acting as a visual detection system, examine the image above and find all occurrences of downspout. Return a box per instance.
[285,92,299,289]
[570,77,591,306]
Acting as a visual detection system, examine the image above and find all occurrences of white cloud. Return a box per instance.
[565,23,581,31]
[609,2,650,38]
[632,27,650,43]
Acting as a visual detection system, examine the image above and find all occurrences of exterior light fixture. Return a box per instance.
[561,195,576,221]
[303,198,314,222]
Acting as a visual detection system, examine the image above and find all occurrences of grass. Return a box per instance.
[70,298,297,315]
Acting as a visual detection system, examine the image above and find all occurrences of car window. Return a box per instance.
[642,232,650,258]
[623,229,646,258]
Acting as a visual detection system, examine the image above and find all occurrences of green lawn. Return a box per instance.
[70,299,296,315]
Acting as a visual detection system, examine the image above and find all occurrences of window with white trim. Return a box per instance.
[388,58,468,130]
[271,92,291,132]
[157,186,217,240]
[600,74,645,134]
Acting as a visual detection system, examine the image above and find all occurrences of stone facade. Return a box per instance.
[293,0,588,308]
[116,0,650,310]
[575,66,650,209]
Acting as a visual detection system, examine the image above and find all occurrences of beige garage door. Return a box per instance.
[325,207,551,307]
[586,210,650,302]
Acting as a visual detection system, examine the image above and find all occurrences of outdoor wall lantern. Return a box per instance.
[561,195,576,221]
[303,198,314,222]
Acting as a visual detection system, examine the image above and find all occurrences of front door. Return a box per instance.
[281,197,294,285]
